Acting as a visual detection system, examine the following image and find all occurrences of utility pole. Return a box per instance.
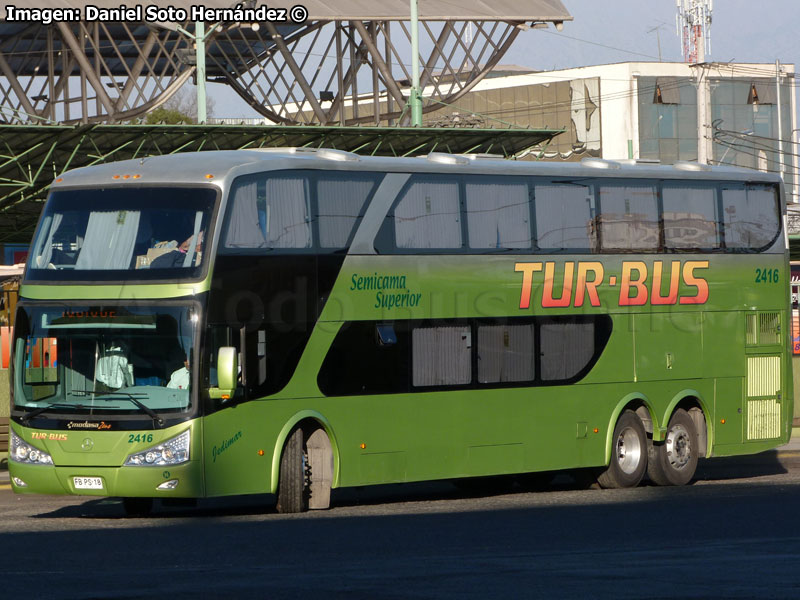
[195,21,207,124]
[677,0,713,164]
[776,60,785,186]
[408,0,423,127]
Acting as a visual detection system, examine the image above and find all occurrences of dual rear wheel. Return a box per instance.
[598,408,699,489]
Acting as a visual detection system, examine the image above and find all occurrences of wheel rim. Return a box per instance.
[665,424,692,470]
[615,426,643,475]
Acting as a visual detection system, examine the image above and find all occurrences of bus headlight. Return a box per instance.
[124,430,190,467]
[10,430,54,465]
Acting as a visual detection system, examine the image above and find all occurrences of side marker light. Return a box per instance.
[720,419,726,424]
[258,450,264,456]
[360,443,366,449]
[593,428,599,434]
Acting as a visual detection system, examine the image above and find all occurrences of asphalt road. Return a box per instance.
[2,445,800,599]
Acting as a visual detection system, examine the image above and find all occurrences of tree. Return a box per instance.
[144,86,215,124]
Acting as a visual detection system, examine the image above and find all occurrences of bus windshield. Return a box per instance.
[26,186,217,282]
[13,304,197,418]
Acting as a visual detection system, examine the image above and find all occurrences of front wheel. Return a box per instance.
[597,410,647,489]
[647,409,698,486]
[276,427,309,513]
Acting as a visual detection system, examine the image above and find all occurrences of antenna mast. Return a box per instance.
[676,0,712,63]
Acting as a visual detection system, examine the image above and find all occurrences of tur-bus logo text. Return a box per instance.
[515,260,710,309]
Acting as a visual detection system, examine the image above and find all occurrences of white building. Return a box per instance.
[422,61,797,201]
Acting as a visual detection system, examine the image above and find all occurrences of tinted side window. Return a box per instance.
[662,184,720,249]
[465,178,531,249]
[317,321,410,396]
[222,170,379,252]
[412,326,471,386]
[394,176,462,249]
[477,324,535,383]
[317,316,611,396]
[318,174,378,248]
[539,318,595,381]
[534,182,596,251]
[721,183,780,249]
[224,173,311,249]
[598,184,659,251]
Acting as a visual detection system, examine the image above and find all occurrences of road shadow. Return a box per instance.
[694,449,788,481]
[27,449,792,520]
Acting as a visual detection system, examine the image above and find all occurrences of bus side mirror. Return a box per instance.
[209,346,238,402]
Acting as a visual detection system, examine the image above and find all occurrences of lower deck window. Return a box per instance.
[412,326,472,387]
[477,324,535,383]
[317,315,611,396]
[540,320,595,381]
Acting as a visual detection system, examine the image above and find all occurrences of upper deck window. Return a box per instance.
[598,184,659,251]
[221,170,380,253]
[26,186,217,282]
[721,184,780,250]
[465,177,531,249]
[394,176,462,249]
[534,182,596,250]
[376,174,781,255]
[662,184,720,249]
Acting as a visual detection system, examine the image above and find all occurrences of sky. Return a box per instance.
[507,0,799,70]
[204,0,800,119]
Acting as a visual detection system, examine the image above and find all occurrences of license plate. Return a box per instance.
[73,476,104,490]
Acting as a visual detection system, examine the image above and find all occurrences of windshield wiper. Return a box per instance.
[22,402,88,422]
[72,390,165,427]
[97,393,165,427]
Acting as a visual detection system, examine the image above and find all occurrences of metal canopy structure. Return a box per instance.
[0,123,563,243]
[0,1,571,125]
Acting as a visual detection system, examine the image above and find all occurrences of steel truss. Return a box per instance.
[1,18,525,125]
[0,22,193,124]
[0,123,561,243]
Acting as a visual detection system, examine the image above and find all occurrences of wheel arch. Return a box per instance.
[270,410,340,495]
[604,393,658,465]
[660,390,710,458]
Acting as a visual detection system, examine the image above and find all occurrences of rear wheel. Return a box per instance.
[647,409,698,486]
[597,410,647,489]
[276,427,309,513]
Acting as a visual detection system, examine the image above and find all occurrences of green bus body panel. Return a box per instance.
[201,404,342,497]
[9,420,204,498]
[20,279,211,301]
[11,249,793,497]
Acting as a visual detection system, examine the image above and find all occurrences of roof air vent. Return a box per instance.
[580,157,621,170]
[673,161,712,172]
[426,152,470,165]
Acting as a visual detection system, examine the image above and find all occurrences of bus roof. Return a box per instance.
[49,148,783,191]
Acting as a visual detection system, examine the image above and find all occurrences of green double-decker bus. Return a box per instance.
[8,148,793,514]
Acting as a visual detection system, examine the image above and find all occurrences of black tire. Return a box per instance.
[597,410,648,489]
[276,427,309,513]
[647,409,698,486]
[122,497,153,517]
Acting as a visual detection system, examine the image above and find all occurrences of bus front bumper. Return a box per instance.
[9,460,204,498]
